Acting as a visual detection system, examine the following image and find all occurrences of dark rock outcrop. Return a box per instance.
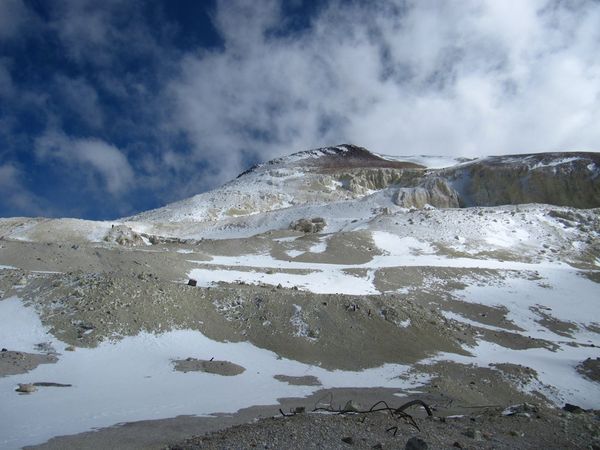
[394,177,461,209]
[443,152,600,208]
[290,218,326,233]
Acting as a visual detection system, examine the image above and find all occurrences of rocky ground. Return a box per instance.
[1,201,599,449]
[26,385,600,450]
[0,256,557,373]
[170,404,600,450]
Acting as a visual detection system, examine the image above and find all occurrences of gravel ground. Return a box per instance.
[169,405,600,450]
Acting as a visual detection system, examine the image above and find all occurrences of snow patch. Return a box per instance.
[309,237,329,253]
[0,297,53,350]
[429,341,600,409]
[0,299,427,449]
[285,250,305,258]
[290,304,316,341]
[371,231,434,257]
[530,157,582,169]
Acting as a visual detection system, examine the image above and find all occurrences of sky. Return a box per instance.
[1,0,599,220]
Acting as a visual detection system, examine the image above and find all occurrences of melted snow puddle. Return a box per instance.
[0,297,424,449]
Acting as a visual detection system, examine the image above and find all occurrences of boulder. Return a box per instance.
[15,383,37,393]
[290,217,326,233]
[405,437,428,450]
[103,225,145,246]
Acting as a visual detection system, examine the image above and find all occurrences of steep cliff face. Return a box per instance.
[444,153,600,208]
[331,152,600,209]
[334,168,421,195]
[393,178,461,209]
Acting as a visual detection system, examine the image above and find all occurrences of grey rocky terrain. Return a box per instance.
[0,145,599,449]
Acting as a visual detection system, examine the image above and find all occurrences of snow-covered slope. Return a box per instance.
[126,145,600,226]
[125,144,424,223]
[1,145,600,448]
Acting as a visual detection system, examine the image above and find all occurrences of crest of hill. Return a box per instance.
[125,146,600,223]
[236,144,425,178]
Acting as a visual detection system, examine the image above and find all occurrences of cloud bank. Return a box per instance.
[1,0,599,218]
[35,131,134,195]
[171,0,600,169]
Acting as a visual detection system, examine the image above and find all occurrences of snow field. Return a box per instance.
[0,297,426,449]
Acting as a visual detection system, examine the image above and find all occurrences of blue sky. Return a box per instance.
[1,0,599,220]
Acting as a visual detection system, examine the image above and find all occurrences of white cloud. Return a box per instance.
[0,163,44,214]
[48,0,162,67]
[167,0,600,187]
[35,131,134,195]
[3,0,600,217]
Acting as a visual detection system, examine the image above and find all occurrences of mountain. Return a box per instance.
[0,145,599,448]
[128,145,600,224]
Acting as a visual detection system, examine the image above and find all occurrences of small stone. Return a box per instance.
[452,442,463,449]
[562,403,584,414]
[405,437,428,450]
[509,430,524,437]
[1,348,7,352]
[341,436,354,445]
[16,383,37,393]
[502,403,538,417]
[372,444,383,449]
[293,406,305,414]
[463,428,482,441]
[65,346,76,352]
[187,279,197,287]
[343,400,361,412]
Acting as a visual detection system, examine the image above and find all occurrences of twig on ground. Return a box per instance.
[279,397,433,435]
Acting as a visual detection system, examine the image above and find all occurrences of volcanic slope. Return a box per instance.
[0,144,599,449]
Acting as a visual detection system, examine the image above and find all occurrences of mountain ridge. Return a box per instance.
[126,145,600,223]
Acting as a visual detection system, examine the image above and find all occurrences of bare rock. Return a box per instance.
[16,383,37,393]
[577,357,600,382]
[342,400,361,413]
[405,437,428,450]
[563,403,585,414]
[103,225,145,246]
[394,178,460,209]
[273,374,321,386]
[1,350,58,378]
[463,428,483,441]
[290,218,326,233]
[172,358,245,376]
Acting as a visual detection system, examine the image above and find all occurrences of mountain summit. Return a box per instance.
[127,145,600,224]
[237,144,425,178]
